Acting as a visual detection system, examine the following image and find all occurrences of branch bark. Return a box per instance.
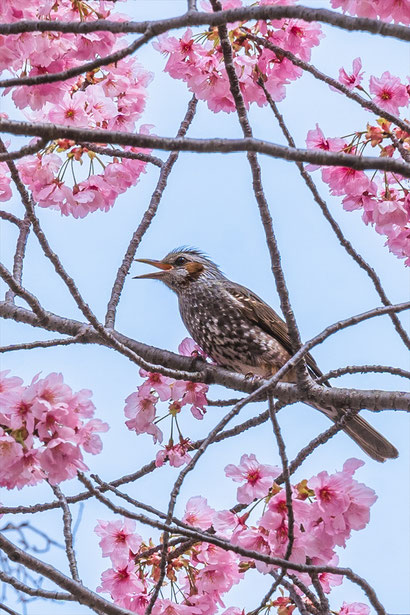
[1,119,409,176]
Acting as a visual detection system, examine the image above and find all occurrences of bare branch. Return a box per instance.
[0,571,74,602]
[317,364,410,383]
[1,119,409,176]
[0,261,49,325]
[0,138,47,161]
[0,210,23,227]
[50,485,80,583]
[0,603,21,615]
[105,95,198,328]
[4,214,30,303]
[0,332,87,354]
[80,143,164,168]
[284,409,360,481]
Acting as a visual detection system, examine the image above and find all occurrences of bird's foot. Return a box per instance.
[244,372,264,386]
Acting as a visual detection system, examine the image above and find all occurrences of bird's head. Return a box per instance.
[133,247,223,292]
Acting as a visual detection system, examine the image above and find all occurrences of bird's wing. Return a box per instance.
[225,282,323,380]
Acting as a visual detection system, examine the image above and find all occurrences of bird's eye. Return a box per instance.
[174,256,187,267]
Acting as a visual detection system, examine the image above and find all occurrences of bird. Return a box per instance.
[133,247,398,463]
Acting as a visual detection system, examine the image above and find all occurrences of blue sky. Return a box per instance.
[0,1,409,613]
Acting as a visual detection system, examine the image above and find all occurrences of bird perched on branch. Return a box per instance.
[134,247,398,463]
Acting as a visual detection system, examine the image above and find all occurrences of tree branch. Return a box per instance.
[4,214,30,303]
[80,143,164,168]
[0,7,407,41]
[50,485,81,583]
[1,119,409,176]
[317,364,410,383]
[0,300,409,410]
[0,138,47,161]
[0,571,74,602]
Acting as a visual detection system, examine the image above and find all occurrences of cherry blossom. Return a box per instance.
[331,0,410,24]
[338,57,364,90]
[369,71,409,115]
[95,518,142,566]
[96,457,377,610]
[125,340,209,457]
[154,1,323,113]
[225,453,280,504]
[306,120,410,265]
[155,438,192,467]
[0,371,108,488]
[339,602,370,615]
[182,496,216,530]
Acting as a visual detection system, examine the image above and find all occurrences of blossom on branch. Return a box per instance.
[0,370,108,487]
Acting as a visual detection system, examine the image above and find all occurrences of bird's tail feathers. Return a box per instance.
[311,404,398,463]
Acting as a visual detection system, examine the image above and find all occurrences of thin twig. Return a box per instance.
[0,138,47,161]
[0,261,49,325]
[0,332,87,354]
[317,364,410,383]
[50,485,81,583]
[267,395,294,591]
[80,143,164,168]
[0,210,23,227]
[4,213,30,303]
[0,571,74,601]
[105,95,198,328]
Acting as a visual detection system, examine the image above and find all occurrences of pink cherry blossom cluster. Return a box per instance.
[0,370,108,487]
[331,0,410,25]
[0,0,153,217]
[154,0,324,113]
[307,64,409,265]
[95,455,375,613]
[124,339,208,467]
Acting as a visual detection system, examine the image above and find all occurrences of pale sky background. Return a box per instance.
[0,1,409,614]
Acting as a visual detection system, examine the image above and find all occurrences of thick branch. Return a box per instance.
[0,210,23,227]
[1,119,409,176]
[0,7,407,41]
[0,300,409,411]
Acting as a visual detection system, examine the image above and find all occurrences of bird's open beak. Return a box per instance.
[133,258,174,280]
